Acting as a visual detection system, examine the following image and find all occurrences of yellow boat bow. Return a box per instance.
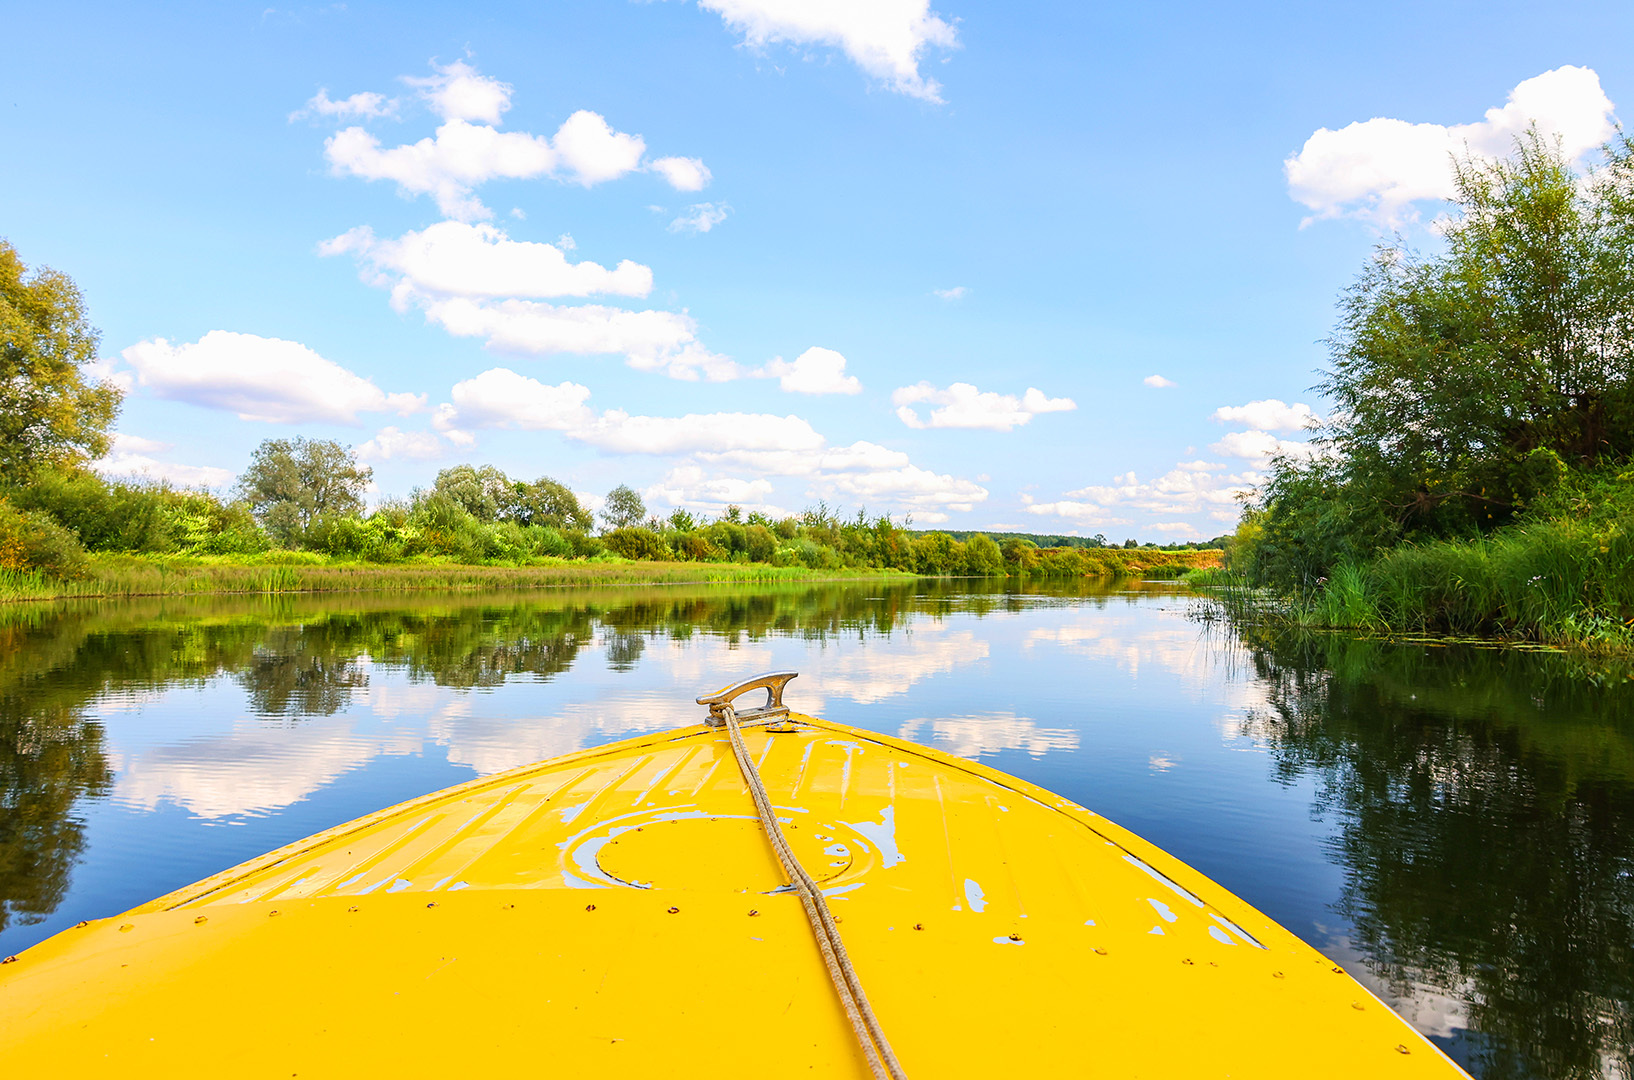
[0,672,1467,1077]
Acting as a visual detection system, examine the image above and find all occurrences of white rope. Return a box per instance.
[718,704,909,1080]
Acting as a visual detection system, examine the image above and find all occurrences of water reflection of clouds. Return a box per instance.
[898,713,1078,760]
[95,614,986,822]
[108,716,426,820]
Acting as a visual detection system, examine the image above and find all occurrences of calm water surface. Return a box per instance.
[2,579,1630,1079]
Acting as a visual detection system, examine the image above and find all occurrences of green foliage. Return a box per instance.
[603,526,670,561]
[432,464,512,521]
[0,498,88,578]
[511,477,591,532]
[1254,133,1634,589]
[0,240,121,482]
[601,484,646,531]
[236,438,372,545]
[962,533,1004,576]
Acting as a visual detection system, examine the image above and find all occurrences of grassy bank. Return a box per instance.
[1197,466,1634,652]
[0,546,1224,602]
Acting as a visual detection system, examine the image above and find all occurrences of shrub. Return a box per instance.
[0,499,88,578]
[603,527,670,561]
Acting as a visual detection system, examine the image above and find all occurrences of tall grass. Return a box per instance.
[1194,515,1634,652]
[0,554,921,603]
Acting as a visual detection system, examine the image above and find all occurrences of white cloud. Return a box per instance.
[291,88,398,122]
[644,465,777,512]
[1148,522,1199,535]
[433,368,593,432]
[432,367,819,456]
[416,295,739,381]
[698,0,959,103]
[933,285,968,301]
[434,369,986,518]
[552,109,647,185]
[407,60,513,124]
[668,202,731,233]
[321,221,653,300]
[1210,429,1319,465]
[356,426,446,462]
[1212,398,1319,432]
[1286,65,1617,225]
[892,381,1076,431]
[121,331,424,425]
[1143,374,1175,388]
[93,433,235,488]
[650,156,712,191]
[1026,462,1262,526]
[84,357,135,394]
[813,462,988,515]
[321,61,706,220]
[761,346,861,394]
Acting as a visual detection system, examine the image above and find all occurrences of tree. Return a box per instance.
[236,438,371,544]
[512,476,592,531]
[1252,132,1634,586]
[432,464,513,521]
[0,240,121,482]
[601,484,645,531]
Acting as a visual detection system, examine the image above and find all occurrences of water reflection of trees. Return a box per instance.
[1241,633,1634,1080]
[0,577,1139,934]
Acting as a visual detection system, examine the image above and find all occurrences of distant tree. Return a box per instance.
[1123,538,1138,549]
[723,504,743,524]
[962,533,1004,576]
[667,508,697,532]
[236,438,371,544]
[432,464,513,521]
[601,484,646,531]
[512,476,592,531]
[0,240,122,482]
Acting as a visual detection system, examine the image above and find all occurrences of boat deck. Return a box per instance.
[0,713,1465,1076]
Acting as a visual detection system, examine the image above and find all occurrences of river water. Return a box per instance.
[1,579,1629,1078]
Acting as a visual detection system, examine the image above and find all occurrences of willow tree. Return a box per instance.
[0,240,122,483]
[1251,132,1634,587]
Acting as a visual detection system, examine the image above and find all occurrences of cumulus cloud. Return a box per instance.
[356,426,447,462]
[698,0,959,103]
[432,368,593,433]
[431,367,817,455]
[1025,462,1262,529]
[290,88,398,122]
[406,60,512,124]
[1286,65,1618,225]
[645,465,778,513]
[321,218,736,381]
[320,61,708,220]
[1209,430,1319,465]
[432,368,986,518]
[761,346,861,394]
[1212,398,1319,432]
[1143,374,1175,388]
[668,202,731,233]
[420,295,739,381]
[94,433,235,488]
[321,221,653,300]
[892,381,1076,431]
[933,286,968,301]
[121,331,424,425]
[650,156,712,191]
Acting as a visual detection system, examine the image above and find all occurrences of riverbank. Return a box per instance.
[0,546,1222,602]
[1190,465,1634,653]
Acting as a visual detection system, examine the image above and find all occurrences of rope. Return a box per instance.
[718,704,909,1080]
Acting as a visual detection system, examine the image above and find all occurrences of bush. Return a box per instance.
[0,499,88,578]
[603,527,670,561]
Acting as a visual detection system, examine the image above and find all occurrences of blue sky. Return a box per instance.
[5,1,1631,538]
